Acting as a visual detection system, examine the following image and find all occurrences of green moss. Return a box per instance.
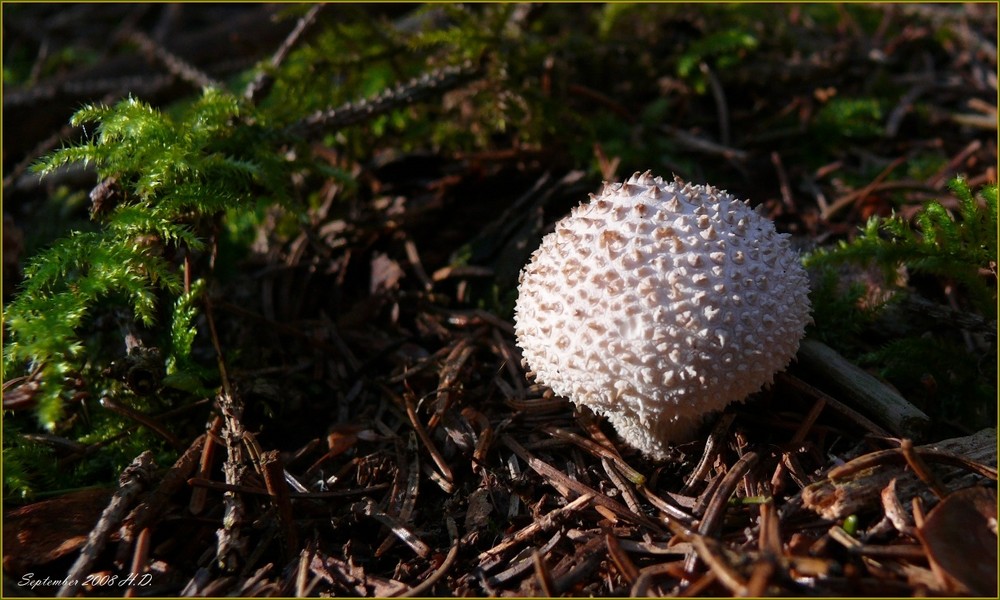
[861,337,996,430]
[677,28,759,93]
[805,178,997,431]
[815,97,885,140]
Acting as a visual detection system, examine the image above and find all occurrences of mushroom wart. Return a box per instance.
[514,172,811,459]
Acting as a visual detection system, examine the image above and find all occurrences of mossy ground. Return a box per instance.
[3,4,996,596]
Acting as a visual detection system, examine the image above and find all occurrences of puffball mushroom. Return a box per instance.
[514,172,811,459]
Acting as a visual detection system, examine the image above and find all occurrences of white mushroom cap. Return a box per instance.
[514,171,811,459]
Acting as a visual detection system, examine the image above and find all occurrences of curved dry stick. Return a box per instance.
[397,540,460,597]
[126,30,221,89]
[698,451,761,539]
[683,451,760,578]
[681,413,735,494]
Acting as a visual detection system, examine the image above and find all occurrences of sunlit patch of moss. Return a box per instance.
[677,28,759,94]
[815,97,885,139]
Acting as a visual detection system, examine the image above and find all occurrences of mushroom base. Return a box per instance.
[600,406,711,461]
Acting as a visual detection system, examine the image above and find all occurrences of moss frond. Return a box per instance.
[804,177,997,319]
[7,87,283,431]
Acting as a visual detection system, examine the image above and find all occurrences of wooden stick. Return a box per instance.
[58,452,157,597]
[802,428,997,519]
[795,338,930,439]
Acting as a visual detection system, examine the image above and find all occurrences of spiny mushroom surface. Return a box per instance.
[514,172,811,459]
